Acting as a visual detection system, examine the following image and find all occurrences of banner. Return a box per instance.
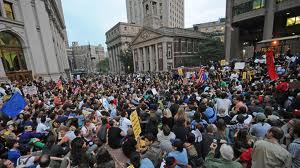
[22,86,38,96]
[266,50,279,80]
[130,111,141,140]
[1,92,27,118]
[234,62,245,70]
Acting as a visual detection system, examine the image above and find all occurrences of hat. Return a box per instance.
[171,139,183,147]
[253,113,266,121]
[220,144,234,160]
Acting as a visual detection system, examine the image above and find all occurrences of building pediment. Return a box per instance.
[132,28,162,45]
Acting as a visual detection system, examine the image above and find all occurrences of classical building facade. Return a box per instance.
[132,27,205,72]
[0,0,69,81]
[225,0,300,60]
[126,0,184,28]
[105,22,142,73]
[67,42,105,74]
[192,18,225,42]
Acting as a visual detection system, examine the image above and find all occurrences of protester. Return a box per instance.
[252,127,292,168]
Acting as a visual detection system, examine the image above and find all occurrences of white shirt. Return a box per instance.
[215,98,232,115]
[231,114,253,125]
[192,129,202,143]
[81,123,96,141]
[230,73,239,80]
[36,123,49,133]
[119,117,132,135]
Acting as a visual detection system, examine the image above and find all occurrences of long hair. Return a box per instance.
[96,147,114,164]
[70,137,85,166]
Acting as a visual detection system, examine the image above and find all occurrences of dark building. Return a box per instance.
[225,0,300,60]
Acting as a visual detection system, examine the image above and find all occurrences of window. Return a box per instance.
[4,1,14,20]
[233,0,265,16]
[286,16,300,26]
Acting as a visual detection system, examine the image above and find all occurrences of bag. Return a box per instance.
[16,156,36,168]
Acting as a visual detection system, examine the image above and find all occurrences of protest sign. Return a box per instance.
[130,111,141,140]
[22,86,38,96]
[234,62,245,70]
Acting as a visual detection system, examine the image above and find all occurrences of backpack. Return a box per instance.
[16,156,36,168]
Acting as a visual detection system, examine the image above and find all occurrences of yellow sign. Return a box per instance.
[220,59,226,66]
[242,72,247,80]
[178,68,184,76]
[130,111,141,138]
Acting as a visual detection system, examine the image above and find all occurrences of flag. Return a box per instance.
[266,50,279,81]
[1,92,27,118]
[197,67,206,85]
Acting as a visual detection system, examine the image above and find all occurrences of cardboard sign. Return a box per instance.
[178,68,184,76]
[22,86,38,96]
[234,62,245,70]
[220,60,228,66]
[130,111,141,139]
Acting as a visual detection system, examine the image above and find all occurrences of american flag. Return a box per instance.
[197,67,207,85]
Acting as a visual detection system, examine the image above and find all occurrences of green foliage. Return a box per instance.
[197,37,225,65]
[118,49,134,73]
[97,57,109,73]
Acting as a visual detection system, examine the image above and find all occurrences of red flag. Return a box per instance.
[197,67,205,86]
[266,50,279,81]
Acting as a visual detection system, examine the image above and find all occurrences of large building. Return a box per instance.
[67,42,105,74]
[132,27,205,72]
[192,18,226,42]
[126,0,184,28]
[0,0,69,81]
[106,22,142,73]
[225,0,300,60]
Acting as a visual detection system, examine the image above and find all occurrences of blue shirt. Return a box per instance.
[168,149,188,168]
[8,149,21,166]
[140,158,155,168]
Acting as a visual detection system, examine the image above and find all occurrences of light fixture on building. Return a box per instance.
[272,40,278,45]
[286,12,290,15]
[292,32,295,35]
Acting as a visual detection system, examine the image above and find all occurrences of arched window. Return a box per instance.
[0,31,27,72]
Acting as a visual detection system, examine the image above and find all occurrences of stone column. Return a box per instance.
[231,27,240,60]
[113,47,117,73]
[0,58,7,81]
[263,0,275,40]
[0,0,6,18]
[138,48,142,72]
[143,47,148,72]
[162,42,167,71]
[225,0,234,61]
[155,44,159,72]
[149,45,154,72]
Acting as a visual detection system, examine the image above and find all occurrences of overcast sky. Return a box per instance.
[62,0,226,48]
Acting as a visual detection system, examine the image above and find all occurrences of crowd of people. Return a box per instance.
[0,51,299,168]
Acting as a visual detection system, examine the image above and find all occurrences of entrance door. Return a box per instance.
[0,31,32,81]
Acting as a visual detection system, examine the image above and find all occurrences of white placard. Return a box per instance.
[23,85,38,96]
[234,62,245,70]
[151,88,158,95]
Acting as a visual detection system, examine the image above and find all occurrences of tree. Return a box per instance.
[97,57,109,73]
[118,48,134,74]
[197,36,225,65]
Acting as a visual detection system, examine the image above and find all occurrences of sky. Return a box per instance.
[62,0,226,48]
